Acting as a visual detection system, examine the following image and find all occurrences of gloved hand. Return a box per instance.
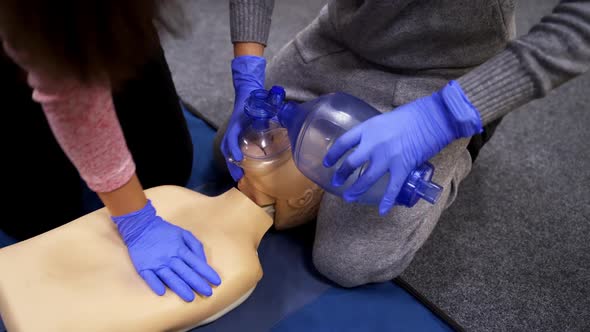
[112,200,221,302]
[221,55,266,181]
[323,81,483,215]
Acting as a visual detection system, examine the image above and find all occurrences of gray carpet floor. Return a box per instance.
[162,1,590,331]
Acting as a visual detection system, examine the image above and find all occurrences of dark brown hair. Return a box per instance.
[0,0,182,85]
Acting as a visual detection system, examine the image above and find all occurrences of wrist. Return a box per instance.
[231,56,266,101]
[111,199,156,244]
[231,55,266,69]
[234,42,265,57]
[440,81,484,138]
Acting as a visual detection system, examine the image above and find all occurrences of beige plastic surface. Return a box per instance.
[0,186,272,332]
[239,146,324,230]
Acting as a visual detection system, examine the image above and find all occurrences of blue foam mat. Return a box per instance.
[195,225,454,332]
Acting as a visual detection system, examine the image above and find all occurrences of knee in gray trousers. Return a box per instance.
[310,145,472,287]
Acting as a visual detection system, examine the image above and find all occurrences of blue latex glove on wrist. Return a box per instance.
[112,200,221,302]
[221,55,266,181]
[323,81,483,215]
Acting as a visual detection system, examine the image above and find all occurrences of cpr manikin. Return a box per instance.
[0,186,272,332]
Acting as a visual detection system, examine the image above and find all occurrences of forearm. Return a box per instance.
[43,86,146,216]
[229,0,274,45]
[98,174,147,216]
[4,39,146,218]
[36,81,136,190]
[29,74,146,217]
[458,0,590,125]
[43,87,145,216]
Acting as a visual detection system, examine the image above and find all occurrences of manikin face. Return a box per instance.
[238,148,324,230]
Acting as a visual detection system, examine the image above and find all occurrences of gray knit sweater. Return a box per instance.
[229,0,590,125]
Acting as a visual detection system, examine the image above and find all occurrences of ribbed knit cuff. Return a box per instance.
[458,49,536,125]
[230,0,274,45]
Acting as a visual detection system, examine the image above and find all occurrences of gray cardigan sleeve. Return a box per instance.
[458,0,590,125]
[229,0,275,45]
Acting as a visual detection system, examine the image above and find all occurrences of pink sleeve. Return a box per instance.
[3,41,136,193]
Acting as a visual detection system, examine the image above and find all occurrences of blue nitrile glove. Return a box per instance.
[323,81,483,215]
[221,55,266,181]
[112,200,221,302]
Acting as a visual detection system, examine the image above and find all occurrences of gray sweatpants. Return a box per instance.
[215,13,474,287]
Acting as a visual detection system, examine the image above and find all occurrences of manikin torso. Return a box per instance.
[0,186,272,332]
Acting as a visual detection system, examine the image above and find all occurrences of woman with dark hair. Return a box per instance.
[0,1,220,302]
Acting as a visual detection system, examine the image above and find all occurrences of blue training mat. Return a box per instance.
[194,225,455,332]
[0,109,458,332]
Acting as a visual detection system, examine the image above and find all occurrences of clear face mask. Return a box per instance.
[231,87,324,230]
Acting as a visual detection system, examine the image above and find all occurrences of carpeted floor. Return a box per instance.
[402,73,590,332]
[162,1,590,331]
